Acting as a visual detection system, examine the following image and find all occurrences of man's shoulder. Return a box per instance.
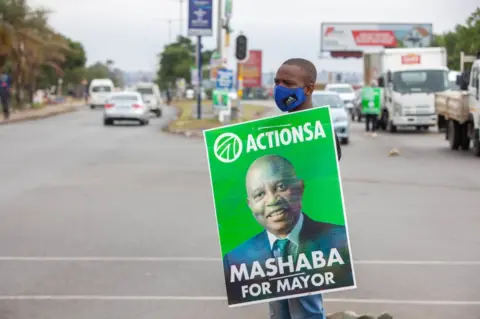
[303,215,346,232]
[301,215,348,247]
[223,231,268,263]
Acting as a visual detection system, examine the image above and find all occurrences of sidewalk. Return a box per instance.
[0,99,84,125]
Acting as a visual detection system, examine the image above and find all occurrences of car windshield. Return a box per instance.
[327,87,353,93]
[110,95,138,101]
[92,86,112,93]
[136,87,154,95]
[392,70,449,93]
[312,94,345,108]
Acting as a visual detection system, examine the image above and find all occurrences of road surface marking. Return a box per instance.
[0,257,479,265]
[0,296,478,305]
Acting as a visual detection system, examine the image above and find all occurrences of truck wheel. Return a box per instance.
[437,115,446,132]
[448,120,461,150]
[460,124,470,150]
[379,111,388,131]
[387,120,397,133]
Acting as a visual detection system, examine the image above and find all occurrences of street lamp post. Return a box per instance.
[216,0,222,54]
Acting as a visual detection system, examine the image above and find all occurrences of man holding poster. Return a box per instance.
[361,82,382,137]
[204,58,355,317]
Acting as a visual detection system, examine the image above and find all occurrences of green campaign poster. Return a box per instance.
[213,90,229,109]
[203,106,355,307]
[361,87,382,115]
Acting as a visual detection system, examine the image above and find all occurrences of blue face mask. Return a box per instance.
[274,85,307,112]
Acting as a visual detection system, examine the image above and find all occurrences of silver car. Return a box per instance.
[103,92,150,126]
[312,90,350,144]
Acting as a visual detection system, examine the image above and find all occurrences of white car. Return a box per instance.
[103,92,149,126]
[324,83,356,109]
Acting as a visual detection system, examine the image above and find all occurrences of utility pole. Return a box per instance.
[179,0,184,36]
[170,0,184,37]
[152,18,181,42]
[216,0,222,54]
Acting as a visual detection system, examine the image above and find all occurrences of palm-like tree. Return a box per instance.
[0,0,71,106]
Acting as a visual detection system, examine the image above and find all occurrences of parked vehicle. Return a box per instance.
[312,90,350,144]
[324,83,356,119]
[435,51,480,156]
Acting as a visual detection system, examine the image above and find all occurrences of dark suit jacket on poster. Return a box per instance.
[222,213,354,305]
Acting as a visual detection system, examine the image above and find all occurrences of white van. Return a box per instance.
[89,79,115,109]
[133,82,163,117]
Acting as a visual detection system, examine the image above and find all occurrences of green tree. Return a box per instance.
[156,35,215,90]
[433,7,480,70]
[37,35,87,88]
[84,61,122,87]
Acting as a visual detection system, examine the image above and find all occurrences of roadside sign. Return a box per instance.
[188,0,213,37]
[320,23,433,52]
[216,68,234,91]
[212,90,230,109]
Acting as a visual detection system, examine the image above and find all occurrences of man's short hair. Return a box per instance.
[282,58,317,84]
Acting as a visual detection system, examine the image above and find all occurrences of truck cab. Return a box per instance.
[377,48,449,132]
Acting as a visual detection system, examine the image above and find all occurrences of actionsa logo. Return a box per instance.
[213,132,243,163]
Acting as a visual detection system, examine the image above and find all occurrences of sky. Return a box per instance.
[30,0,479,74]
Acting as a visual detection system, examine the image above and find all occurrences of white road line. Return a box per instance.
[354,260,480,266]
[0,257,479,266]
[0,296,478,305]
[0,257,220,262]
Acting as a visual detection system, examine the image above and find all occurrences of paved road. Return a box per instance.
[0,103,479,318]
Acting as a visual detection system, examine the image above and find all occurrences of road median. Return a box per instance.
[0,99,84,125]
[164,100,267,138]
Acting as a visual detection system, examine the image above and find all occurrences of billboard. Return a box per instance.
[241,50,262,88]
[320,23,433,52]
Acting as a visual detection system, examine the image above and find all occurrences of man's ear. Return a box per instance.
[299,179,305,194]
[304,82,315,96]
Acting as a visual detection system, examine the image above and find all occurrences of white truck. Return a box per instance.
[371,47,449,132]
[435,52,480,156]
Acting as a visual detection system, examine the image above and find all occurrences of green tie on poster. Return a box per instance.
[203,106,356,307]
[361,87,382,115]
[213,89,230,109]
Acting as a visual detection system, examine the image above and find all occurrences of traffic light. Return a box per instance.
[235,35,247,60]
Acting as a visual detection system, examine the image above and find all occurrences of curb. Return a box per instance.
[0,104,79,126]
[163,104,267,139]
